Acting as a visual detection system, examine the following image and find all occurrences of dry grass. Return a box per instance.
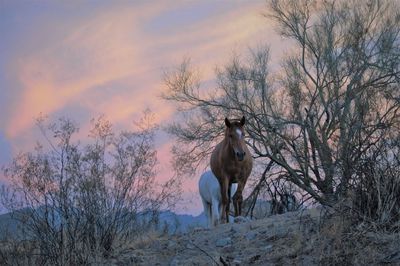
[307,206,400,266]
[1,208,399,265]
[0,230,166,266]
[0,239,40,265]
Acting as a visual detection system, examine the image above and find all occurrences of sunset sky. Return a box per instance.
[0,0,284,215]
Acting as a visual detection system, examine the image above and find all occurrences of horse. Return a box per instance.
[199,170,238,228]
[210,116,253,223]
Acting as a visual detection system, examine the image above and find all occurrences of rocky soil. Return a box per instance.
[102,207,400,265]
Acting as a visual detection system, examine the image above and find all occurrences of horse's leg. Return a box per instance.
[202,198,212,228]
[233,181,245,216]
[233,193,239,217]
[211,198,220,227]
[226,183,231,223]
[218,202,223,225]
[220,177,230,223]
[207,203,213,228]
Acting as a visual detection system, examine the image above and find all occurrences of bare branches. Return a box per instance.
[163,0,400,219]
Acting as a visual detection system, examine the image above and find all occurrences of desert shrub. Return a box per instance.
[0,112,180,265]
[350,138,400,229]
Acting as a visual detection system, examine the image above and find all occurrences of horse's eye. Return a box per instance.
[229,134,233,138]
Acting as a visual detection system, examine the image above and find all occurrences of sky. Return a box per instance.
[0,0,283,215]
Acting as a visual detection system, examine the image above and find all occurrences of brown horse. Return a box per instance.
[210,116,253,223]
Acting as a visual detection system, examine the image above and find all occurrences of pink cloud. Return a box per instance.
[5,1,272,141]
[2,0,277,215]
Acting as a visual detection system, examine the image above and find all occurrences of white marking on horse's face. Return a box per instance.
[236,128,243,139]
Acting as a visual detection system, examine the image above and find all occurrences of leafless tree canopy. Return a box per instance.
[163,0,400,225]
[1,111,181,264]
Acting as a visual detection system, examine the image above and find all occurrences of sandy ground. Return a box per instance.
[2,207,399,265]
[105,207,400,266]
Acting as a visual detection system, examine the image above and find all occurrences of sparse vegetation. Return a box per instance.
[102,208,400,265]
[0,111,181,265]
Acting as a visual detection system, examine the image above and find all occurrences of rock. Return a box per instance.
[152,240,163,250]
[233,258,242,265]
[222,245,235,253]
[245,231,258,240]
[234,216,250,224]
[271,226,288,238]
[170,256,180,266]
[185,242,195,249]
[249,223,260,230]
[261,226,288,240]
[216,237,232,247]
[167,241,176,249]
[193,226,207,232]
[130,256,144,264]
[263,244,273,251]
[248,254,261,264]
[230,224,243,234]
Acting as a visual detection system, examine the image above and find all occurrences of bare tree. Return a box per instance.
[163,0,400,219]
[1,111,181,265]
[268,0,400,204]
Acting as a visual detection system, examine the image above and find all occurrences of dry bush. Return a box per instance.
[270,206,400,265]
[351,139,400,229]
[0,112,181,265]
[315,208,355,265]
[0,239,39,265]
[312,206,400,265]
[310,138,400,265]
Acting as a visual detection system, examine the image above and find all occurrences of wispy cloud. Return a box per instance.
[4,1,270,139]
[1,0,274,214]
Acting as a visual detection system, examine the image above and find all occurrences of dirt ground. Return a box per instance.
[105,208,400,266]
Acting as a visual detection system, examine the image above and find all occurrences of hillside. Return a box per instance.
[1,207,399,265]
[104,208,400,266]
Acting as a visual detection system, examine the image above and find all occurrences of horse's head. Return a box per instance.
[224,116,247,161]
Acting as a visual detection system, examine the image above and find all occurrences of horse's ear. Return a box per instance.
[240,116,245,126]
[225,117,231,128]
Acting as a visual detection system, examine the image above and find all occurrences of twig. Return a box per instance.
[219,256,229,266]
[188,240,221,266]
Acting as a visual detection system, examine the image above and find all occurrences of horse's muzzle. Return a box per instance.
[236,151,246,161]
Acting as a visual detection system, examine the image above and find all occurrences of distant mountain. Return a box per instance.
[0,208,207,240]
[156,211,207,234]
[0,200,274,239]
[0,211,22,239]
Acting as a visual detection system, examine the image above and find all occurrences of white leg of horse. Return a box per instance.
[201,198,212,228]
[230,183,238,222]
[231,183,238,200]
[211,198,220,227]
